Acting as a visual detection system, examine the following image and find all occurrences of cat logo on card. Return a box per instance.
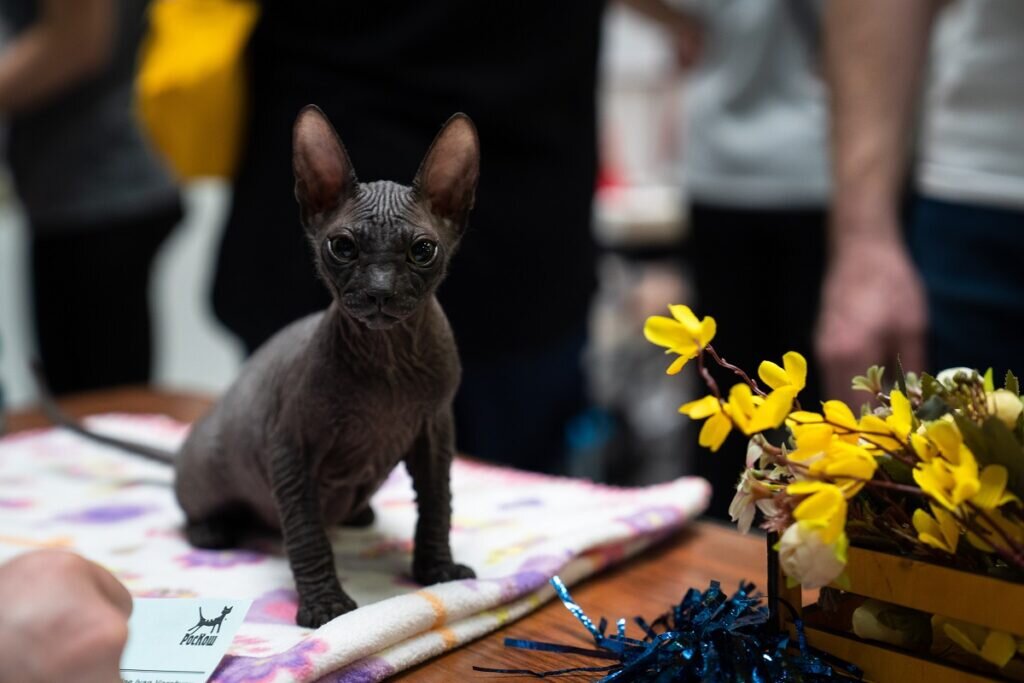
[179,605,232,647]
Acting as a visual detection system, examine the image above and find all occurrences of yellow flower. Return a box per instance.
[933,615,1020,669]
[644,305,716,375]
[913,457,979,512]
[887,389,914,441]
[789,431,877,497]
[758,351,807,394]
[725,383,797,436]
[857,414,905,454]
[679,395,731,452]
[971,465,1019,509]
[681,382,800,453]
[823,401,861,443]
[778,481,849,588]
[907,420,1011,512]
[913,504,959,554]
[787,480,847,545]
[966,507,1024,553]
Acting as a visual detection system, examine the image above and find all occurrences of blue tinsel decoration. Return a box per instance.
[473,576,861,681]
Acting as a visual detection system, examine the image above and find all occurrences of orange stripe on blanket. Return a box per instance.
[434,627,459,649]
[416,589,447,629]
[0,534,73,549]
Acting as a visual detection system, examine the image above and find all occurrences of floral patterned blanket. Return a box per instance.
[0,415,709,682]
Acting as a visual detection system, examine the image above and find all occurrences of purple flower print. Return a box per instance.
[58,504,156,523]
[498,497,543,510]
[176,549,267,569]
[614,505,681,534]
[321,656,395,683]
[497,553,570,601]
[213,637,328,683]
[246,588,299,625]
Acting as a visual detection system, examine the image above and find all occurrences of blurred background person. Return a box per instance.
[212,2,606,474]
[631,0,829,519]
[0,0,182,395]
[819,0,1024,404]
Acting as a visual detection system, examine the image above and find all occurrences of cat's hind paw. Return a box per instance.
[184,517,238,549]
[342,505,375,528]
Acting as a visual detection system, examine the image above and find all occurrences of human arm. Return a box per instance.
[0,0,114,113]
[815,0,942,404]
[0,550,131,683]
[618,0,702,67]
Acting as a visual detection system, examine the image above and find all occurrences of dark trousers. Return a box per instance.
[454,326,588,474]
[685,203,827,520]
[910,194,1024,382]
[30,202,182,395]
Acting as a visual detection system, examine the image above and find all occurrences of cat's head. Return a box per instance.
[292,106,479,330]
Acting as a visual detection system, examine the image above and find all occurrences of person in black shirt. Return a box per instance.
[213,1,606,473]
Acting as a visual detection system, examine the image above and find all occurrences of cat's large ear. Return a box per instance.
[413,113,480,239]
[293,105,357,226]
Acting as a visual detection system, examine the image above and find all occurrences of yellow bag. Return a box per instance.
[136,0,260,179]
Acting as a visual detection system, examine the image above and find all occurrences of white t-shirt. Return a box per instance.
[681,0,830,208]
[917,0,1024,209]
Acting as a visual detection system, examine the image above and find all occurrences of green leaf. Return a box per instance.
[956,414,1024,499]
[895,356,909,396]
[1006,370,1020,396]
[983,367,995,392]
[877,455,915,485]
[916,395,949,421]
[852,365,885,395]
[955,414,988,457]
[851,376,874,394]
[920,372,942,401]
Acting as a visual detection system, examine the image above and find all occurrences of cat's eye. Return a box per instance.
[326,234,358,262]
[408,238,438,267]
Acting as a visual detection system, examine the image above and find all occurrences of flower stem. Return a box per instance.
[966,502,1024,566]
[957,510,1024,571]
[696,349,722,400]
[706,345,767,397]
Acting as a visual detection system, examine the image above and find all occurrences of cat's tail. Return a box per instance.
[30,361,177,466]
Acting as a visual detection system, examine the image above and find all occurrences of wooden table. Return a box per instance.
[5,388,767,681]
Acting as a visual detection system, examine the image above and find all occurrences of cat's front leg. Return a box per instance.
[269,441,356,627]
[405,409,475,584]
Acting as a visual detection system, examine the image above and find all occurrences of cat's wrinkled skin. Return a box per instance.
[174,106,479,628]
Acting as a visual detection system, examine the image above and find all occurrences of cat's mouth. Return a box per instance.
[360,310,402,330]
[346,305,409,330]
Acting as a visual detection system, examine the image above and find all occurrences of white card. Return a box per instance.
[120,598,252,683]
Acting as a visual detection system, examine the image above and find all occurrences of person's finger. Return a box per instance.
[70,604,130,683]
[85,560,133,618]
[816,311,884,406]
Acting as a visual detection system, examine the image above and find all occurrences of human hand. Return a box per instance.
[0,550,132,683]
[668,10,703,69]
[619,0,703,69]
[815,224,927,407]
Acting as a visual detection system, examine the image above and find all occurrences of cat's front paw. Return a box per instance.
[413,561,476,585]
[296,590,358,628]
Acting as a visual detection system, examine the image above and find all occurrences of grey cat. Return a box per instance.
[38,105,479,628]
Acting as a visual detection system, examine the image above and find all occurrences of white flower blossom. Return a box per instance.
[777,522,846,588]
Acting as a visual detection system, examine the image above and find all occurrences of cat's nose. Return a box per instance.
[367,289,392,308]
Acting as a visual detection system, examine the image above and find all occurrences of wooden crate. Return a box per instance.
[769,539,1024,682]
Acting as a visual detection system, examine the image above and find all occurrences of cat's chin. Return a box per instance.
[355,311,403,330]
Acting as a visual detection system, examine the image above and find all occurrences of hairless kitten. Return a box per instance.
[36,105,479,628]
